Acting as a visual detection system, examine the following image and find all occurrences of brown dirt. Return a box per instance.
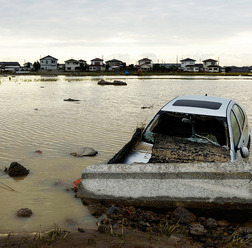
[0,228,201,248]
[150,134,230,163]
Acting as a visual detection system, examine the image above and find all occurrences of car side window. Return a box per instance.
[230,110,241,147]
[233,104,245,129]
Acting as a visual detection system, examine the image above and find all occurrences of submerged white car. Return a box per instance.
[111,95,251,164]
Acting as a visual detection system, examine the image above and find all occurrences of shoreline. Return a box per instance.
[1,71,252,77]
[1,202,252,248]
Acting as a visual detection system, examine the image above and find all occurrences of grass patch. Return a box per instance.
[158,221,182,237]
[223,229,252,247]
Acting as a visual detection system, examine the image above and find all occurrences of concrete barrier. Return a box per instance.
[77,162,252,209]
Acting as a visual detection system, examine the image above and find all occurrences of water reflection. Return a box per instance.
[0,75,251,233]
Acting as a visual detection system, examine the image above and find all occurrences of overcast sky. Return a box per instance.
[0,0,252,66]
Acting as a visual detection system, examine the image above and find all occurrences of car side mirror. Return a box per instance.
[241,146,249,158]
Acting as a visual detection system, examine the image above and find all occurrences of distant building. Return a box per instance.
[180,58,202,72]
[65,59,87,71]
[153,63,181,70]
[224,66,252,73]
[23,62,33,70]
[0,62,20,72]
[89,58,105,71]
[138,58,153,71]
[203,59,220,72]
[180,58,196,70]
[106,59,125,71]
[40,55,58,70]
[58,64,65,70]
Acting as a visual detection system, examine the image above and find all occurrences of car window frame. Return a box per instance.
[230,109,242,148]
[232,104,245,129]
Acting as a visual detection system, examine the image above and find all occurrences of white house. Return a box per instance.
[203,59,220,72]
[65,59,79,71]
[65,59,87,71]
[89,58,105,71]
[180,58,196,70]
[138,58,153,71]
[40,55,58,70]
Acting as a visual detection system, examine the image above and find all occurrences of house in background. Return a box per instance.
[138,58,153,71]
[0,62,20,72]
[23,62,33,70]
[40,55,58,70]
[106,59,125,71]
[203,59,220,72]
[180,58,197,71]
[65,59,87,71]
[89,58,105,71]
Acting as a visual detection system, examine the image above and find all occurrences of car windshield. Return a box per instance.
[142,111,228,147]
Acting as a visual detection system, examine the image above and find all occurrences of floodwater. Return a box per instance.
[0,75,252,233]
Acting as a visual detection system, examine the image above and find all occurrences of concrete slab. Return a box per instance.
[77,162,252,209]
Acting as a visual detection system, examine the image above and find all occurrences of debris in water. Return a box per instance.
[0,182,15,192]
[64,98,80,102]
[70,147,98,157]
[141,104,154,109]
[73,178,81,188]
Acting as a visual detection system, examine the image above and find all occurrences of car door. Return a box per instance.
[229,103,249,160]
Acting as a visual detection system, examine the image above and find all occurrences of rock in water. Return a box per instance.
[17,208,33,217]
[70,147,98,157]
[7,162,29,177]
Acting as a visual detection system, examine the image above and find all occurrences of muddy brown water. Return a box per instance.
[0,75,251,233]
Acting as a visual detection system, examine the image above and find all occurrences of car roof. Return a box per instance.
[161,95,232,117]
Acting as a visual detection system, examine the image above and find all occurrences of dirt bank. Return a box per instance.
[1,201,252,247]
[0,228,200,248]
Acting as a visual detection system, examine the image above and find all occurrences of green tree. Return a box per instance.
[33,61,40,71]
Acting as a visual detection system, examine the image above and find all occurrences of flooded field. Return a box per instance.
[0,75,252,233]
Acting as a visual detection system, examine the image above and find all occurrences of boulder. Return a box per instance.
[205,218,218,229]
[97,79,127,85]
[113,80,127,85]
[7,162,29,177]
[171,207,196,224]
[17,208,33,218]
[189,224,207,238]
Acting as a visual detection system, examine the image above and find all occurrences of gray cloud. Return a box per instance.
[0,0,252,65]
